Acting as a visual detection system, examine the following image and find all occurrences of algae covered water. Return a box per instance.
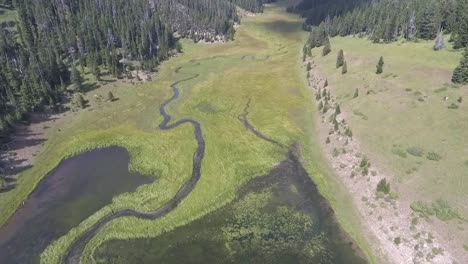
[0,147,152,263]
[94,153,368,264]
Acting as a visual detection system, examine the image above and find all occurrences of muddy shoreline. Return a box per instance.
[0,147,152,264]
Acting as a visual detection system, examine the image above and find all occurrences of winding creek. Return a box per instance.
[91,99,367,264]
[0,45,367,263]
[62,74,206,263]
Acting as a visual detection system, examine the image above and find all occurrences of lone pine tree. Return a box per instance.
[342,61,348,74]
[376,56,384,74]
[322,37,331,56]
[336,49,344,68]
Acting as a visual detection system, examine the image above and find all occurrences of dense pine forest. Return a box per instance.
[0,0,268,140]
[293,0,468,83]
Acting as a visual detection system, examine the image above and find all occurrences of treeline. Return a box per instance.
[299,0,468,83]
[298,0,468,47]
[230,0,275,13]
[287,0,368,26]
[0,0,264,139]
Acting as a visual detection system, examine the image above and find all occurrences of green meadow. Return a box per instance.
[312,36,468,246]
[1,4,377,263]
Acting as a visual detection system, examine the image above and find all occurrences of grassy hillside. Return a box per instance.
[311,36,468,255]
[0,3,376,264]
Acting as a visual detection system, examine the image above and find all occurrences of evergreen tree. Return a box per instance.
[336,104,341,115]
[419,5,437,40]
[92,65,101,81]
[307,62,312,71]
[377,178,391,194]
[322,37,331,56]
[71,93,86,110]
[452,48,468,84]
[454,0,468,49]
[107,91,116,102]
[353,88,359,98]
[71,66,83,91]
[376,56,384,74]
[342,61,348,74]
[336,49,344,68]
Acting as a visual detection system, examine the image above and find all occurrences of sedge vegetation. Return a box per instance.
[17,4,378,263]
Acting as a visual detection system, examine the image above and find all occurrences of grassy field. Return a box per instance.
[1,3,378,263]
[311,36,468,252]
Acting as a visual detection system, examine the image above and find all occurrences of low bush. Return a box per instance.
[376,178,390,194]
[426,152,442,161]
[392,147,407,158]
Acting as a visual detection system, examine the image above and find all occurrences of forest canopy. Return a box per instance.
[0,0,269,138]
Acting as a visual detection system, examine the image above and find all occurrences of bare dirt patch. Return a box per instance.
[1,113,65,181]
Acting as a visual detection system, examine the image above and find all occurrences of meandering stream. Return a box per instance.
[62,69,206,263]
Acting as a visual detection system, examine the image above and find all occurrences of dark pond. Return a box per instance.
[94,153,368,264]
[0,147,153,264]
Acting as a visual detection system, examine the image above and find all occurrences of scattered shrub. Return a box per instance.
[326,137,330,144]
[361,166,369,176]
[394,237,401,245]
[376,56,384,74]
[426,152,442,161]
[345,128,353,138]
[376,178,390,194]
[107,91,115,102]
[411,201,435,217]
[353,88,359,98]
[432,199,461,221]
[335,104,341,115]
[336,49,344,68]
[389,192,399,200]
[331,148,339,157]
[341,61,348,74]
[392,148,407,158]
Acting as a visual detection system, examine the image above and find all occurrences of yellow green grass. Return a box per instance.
[312,36,467,241]
[1,4,377,264]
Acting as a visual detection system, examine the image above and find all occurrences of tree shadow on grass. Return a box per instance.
[260,19,302,35]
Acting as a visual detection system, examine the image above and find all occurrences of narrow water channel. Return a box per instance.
[0,147,153,264]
